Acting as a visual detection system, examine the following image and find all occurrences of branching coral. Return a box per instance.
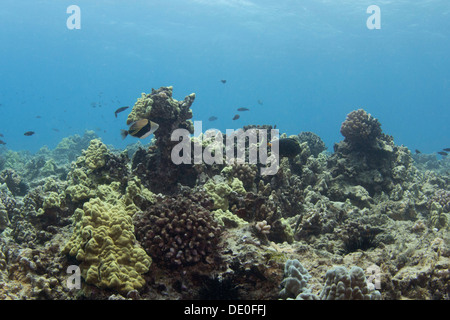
[279,259,316,300]
[319,266,381,300]
[134,192,221,267]
[428,189,450,213]
[340,109,382,147]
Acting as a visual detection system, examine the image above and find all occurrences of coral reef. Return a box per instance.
[129,86,197,194]
[297,131,327,157]
[279,259,381,300]
[0,169,28,196]
[329,113,415,200]
[0,91,449,301]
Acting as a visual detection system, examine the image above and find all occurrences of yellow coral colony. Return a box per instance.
[62,139,153,293]
[62,183,152,293]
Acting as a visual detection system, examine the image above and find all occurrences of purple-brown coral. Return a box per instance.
[133,193,221,267]
[340,109,382,147]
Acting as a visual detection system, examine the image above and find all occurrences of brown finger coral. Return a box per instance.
[134,193,221,267]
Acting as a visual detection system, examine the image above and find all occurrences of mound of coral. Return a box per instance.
[134,191,221,267]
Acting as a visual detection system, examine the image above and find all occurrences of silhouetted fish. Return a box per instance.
[232,114,240,120]
[36,115,42,119]
[220,80,227,84]
[0,140,6,145]
[415,149,421,154]
[121,119,159,139]
[52,128,60,132]
[208,116,218,121]
[437,151,448,156]
[0,133,3,137]
[24,131,35,136]
[270,138,301,158]
[257,100,263,105]
[115,106,129,118]
[237,107,249,112]
[443,148,450,152]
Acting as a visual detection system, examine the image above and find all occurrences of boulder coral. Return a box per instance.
[62,183,152,293]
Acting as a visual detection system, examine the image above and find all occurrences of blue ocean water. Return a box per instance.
[0,0,448,154]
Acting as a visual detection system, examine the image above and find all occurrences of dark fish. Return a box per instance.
[36,115,42,119]
[0,133,3,137]
[220,80,227,84]
[0,140,6,145]
[437,151,448,156]
[415,149,421,154]
[52,128,60,132]
[24,131,35,136]
[270,138,301,158]
[208,116,218,121]
[237,107,249,112]
[121,119,159,139]
[257,100,263,105]
[232,114,240,120]
[115,106,129,118]
[443,148,450,152]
